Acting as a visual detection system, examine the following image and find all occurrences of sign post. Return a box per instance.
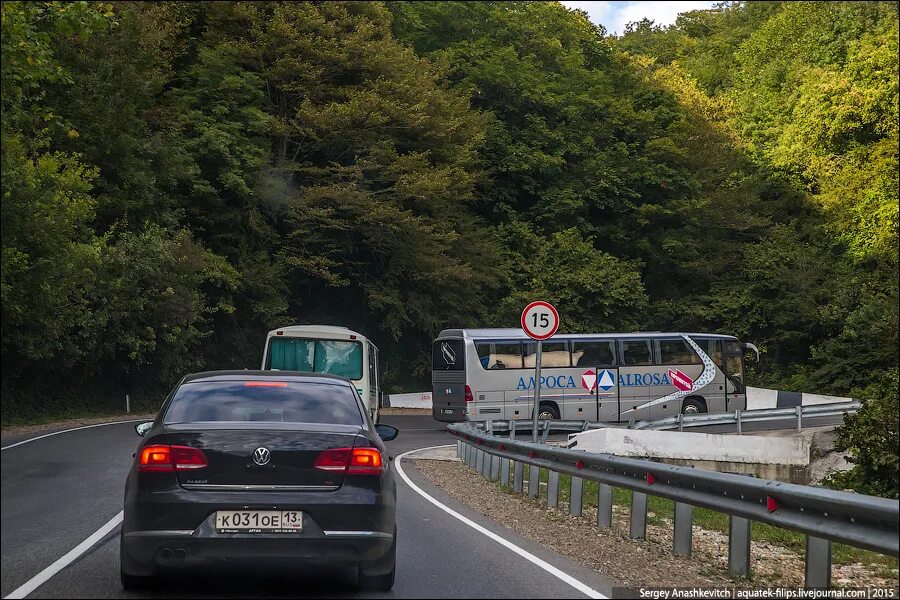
[520,301,560,443]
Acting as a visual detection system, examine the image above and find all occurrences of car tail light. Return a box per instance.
[348,448,383,475]
[314,448,352,471]
[465,385,474,403]
[314,447,384,476]
[139,444,207,472]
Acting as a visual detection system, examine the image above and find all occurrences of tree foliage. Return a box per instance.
[2,1,897,496]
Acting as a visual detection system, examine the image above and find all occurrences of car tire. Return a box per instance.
[120,534,156,590]
[358,529,396,592]
[121,571,157,591]
[681,398,707,414]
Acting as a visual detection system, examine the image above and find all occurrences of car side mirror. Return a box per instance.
[375,424,399,442]
[135,421,153,437]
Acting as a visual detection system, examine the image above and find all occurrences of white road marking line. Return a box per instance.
[395,445,608,600]
[3,511,124,599]
[1,420,146,451]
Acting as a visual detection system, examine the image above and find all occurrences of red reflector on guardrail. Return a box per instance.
[498,444,506,451]
[767,496,779,512]
[646,473,656,485]
[529,451,536,459]
[576,460,584,470]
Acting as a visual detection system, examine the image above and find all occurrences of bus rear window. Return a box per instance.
[433,339,465,371]
[268,338,363,380]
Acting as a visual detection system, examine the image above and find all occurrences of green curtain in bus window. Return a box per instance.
[269,338,314,371]
[314,341,363,380]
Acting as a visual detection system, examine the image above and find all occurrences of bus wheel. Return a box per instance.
[538,403,559,420]
[681,398,707,414]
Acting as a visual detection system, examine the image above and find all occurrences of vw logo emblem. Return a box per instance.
[252,447,271,466]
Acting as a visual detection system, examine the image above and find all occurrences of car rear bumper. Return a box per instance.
[121,529,394,576]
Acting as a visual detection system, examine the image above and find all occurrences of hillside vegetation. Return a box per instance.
[1,1,896,494]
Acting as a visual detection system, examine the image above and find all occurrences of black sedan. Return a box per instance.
[120,371,399,591]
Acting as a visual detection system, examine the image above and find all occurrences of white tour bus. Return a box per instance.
[432,328,758,423]
[261,325,382,421]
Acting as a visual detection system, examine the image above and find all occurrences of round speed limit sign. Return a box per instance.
[520,301,560,340]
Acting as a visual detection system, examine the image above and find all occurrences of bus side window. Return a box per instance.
[621,339,653,366]
[572,341,616,366]
[524,341,570,367]
[476,342,523,369]
[710,340,723,367]
[658,339,702,365]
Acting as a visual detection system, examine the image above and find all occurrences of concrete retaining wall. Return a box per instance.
[746,386,851,410]
[385,391,432,409]
[567,427,811,483]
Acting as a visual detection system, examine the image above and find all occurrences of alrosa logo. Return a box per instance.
[516,371,676,390]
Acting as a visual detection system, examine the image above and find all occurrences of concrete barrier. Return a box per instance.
[567,427,811,483]
[746,386,852,409]
[385,391,432,409]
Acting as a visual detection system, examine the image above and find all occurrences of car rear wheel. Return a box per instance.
[121,571,157,591]
[358,528,396,592]
[120,533,156,590]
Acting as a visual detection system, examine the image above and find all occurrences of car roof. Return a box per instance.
[181,370,353,385]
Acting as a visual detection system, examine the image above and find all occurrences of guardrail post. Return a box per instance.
[540,421,551,444]
[630,491,647,540]
[728,516,752,577]
[597,483,613,528]
[464,443,472,467]
[490,454,500,482]
[569,476,583,517]
[736,410,742,435]
[796,405,803,431]
[805,536,832,589]
[500,457,510,486]
[480,449,489,476]
[513,460,524,493]
[528,465,541,499]
[547,470,560,508]
[673,502,693,556]
[677,413,683,432]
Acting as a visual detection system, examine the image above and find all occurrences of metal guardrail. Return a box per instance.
[476,401,860,435]
[449,421,899,588]
[633,401,861,433]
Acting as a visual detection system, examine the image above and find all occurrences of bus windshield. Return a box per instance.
[267,338,363,379]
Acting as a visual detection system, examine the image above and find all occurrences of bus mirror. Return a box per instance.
[742,342,760,361]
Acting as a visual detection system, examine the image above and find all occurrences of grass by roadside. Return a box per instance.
[518,467,898,577]
[419,457,898,589]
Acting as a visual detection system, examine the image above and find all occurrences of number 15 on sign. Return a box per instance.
[520,301,559,341]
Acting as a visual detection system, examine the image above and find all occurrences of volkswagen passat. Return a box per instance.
[121,371,398,591]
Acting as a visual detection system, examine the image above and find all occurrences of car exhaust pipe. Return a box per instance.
[174,548,186,561]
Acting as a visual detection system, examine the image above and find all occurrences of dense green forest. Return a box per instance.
[1,2,897,494]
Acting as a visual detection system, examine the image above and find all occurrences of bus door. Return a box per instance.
[722,341,746,410]
[572,340,618,422]
[617,339,654,421]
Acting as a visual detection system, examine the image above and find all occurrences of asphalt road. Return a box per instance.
[1,415,613,599]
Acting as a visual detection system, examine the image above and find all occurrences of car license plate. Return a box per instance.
[443,409,454,414]
[215,510,302,533]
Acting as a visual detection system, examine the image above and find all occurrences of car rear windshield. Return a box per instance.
[164,381,364,426]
